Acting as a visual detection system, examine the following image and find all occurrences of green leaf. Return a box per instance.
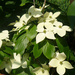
[67,0,75,29]
[26,25,37,41]
[56,37,70,59]
[12,34,18,43]
[0,51,4,58]
[33,44,42,58]
[4,47,13,55]
[20,0,29,6]
[14,33,29,55]
[5,1,15,5]
[0,51,9,62]
[69,51,75,62]
[17,71,28,75]
[42,41,55,59]
[67,1,75,16]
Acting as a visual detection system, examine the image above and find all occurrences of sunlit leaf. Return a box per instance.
[20,0,29,6]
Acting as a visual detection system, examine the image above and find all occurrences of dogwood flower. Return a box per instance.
[28,5,43,18]
[20,14,31,25]
[36,22,56,43]
[46,12,61,21]
[14,21,23,29]
[33,67,50,75]
[38,12,58,25]
[11,53,28,69]
[49,52,73,75]
[0,30,9,48]
[0,58,12,73]
[53,21,72,37]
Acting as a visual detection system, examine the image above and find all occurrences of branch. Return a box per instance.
[70,0,74,4]
[42,0,46,13]
[33,0,35,7]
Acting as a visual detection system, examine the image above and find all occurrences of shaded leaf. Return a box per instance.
[26,25,37,41]
[67,0,75,29]
[56,37,70,59]
[5,1,15,5]
[43,41,55,59]
[4,47,13,55]
[33,44,42,58]
[14,33,29,55]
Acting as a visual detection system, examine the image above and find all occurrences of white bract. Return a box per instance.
[28,5,43,18]
[0,58,12,73]
[36,22,56,43]
[53,21,72,37]
[39,4,49,11]
[0,30,9,48]
[11,53,28,69]
[33,67,50,75]
[49,52,73,75]
[20,14,31,25]
[14,21,23,29]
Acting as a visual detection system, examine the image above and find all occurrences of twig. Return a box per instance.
[42,0,46,13]
[33,0,35,7]
[70,0,74,4]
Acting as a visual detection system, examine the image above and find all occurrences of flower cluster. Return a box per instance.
[36,12,72,43]
[12,5,43,31]
[0,3,74,75]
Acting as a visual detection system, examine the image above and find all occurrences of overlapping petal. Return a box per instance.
[46,31,56,39]
[36,33,45,44]
[56,52,66,61]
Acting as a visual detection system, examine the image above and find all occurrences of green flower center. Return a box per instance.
[43,30,46,33]
[60,61,63,65]
[28,12,31,15]
[49,16,52,18]
[59,25,62,28]
[42,69,45,73]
